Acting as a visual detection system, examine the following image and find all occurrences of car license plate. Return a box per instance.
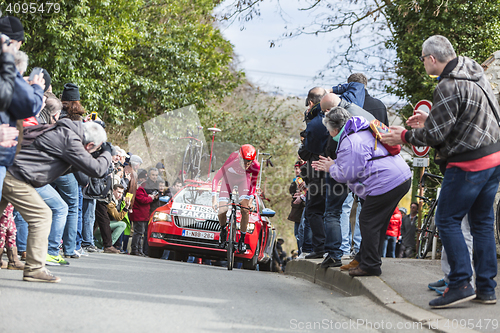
[182,230,215,240]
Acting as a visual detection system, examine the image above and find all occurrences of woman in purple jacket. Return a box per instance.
[313,107,411,276]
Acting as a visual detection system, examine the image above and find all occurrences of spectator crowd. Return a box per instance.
[0,16,182,283]
[0,14,498,309]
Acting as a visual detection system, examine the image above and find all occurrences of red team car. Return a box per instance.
[147,181,277,270]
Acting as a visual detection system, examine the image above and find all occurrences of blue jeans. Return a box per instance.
[324,175,348,260]
[82,198,96,247]
[0,165,6,201]
[52,174,79,255]
[436,165,500,294]
[76,186,83,250]
[382,236,397,258]
[36,185,69,256]
[298,208,313,253]
[14,209,28,252]
[340,193,362,254]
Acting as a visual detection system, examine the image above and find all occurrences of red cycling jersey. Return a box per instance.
[212,151,260,198]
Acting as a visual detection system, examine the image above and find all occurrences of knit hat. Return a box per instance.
[61,83,80,101]
[0,16,24,42]
[130,155,143,165]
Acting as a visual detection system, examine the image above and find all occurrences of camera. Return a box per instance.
[1,34,11,46]
[152,190,159,197]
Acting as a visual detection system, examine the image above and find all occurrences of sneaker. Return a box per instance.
[83,245,103,253]
[341,253,351,260]
[103,246,120,254]
[23,268,61,283]
[297,252,309,259]
[75,248,89,257]
[64,253,80,259]
[46,254,69,266]
[218,228,227,249]
[428,279,447,291]
[340,259,359,271]
[435,285,447,295]
[472,293,497,304]
[321,255,342,268]
[304,251,325,259]
[429,283,476,309]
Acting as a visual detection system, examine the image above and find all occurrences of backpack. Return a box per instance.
[368,119,401,158]
[82,166,114,200]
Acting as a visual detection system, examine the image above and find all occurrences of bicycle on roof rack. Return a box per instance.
[180,126,220,183]
[415,172,443,259]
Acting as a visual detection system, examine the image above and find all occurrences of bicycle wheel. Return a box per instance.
[418,216,435,259]
[227,212,236,270]
[182,146,193,183]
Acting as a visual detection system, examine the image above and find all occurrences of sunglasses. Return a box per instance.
[419,54,431,62]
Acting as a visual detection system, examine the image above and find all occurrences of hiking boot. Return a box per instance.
[103,246,120,254]
[340,259,359,271]
[472,293,497,304]
[321,255,342,268]
[428,279,447,291]
[7,246,25,270]
[23,268,61,283]
[429,283,476,309]
[218,228,227,249]
[46,254,69,266]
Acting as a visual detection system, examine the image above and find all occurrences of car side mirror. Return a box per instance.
[261,208,275,217]
[159,196,171,204]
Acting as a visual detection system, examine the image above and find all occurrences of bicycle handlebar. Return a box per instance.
[420,172,443,187]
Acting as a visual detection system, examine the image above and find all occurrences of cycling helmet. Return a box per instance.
[240,144,257,160]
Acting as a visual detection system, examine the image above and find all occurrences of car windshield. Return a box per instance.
[174,187,213,206]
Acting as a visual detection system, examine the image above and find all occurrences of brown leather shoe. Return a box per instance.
[348,266,370,276]
[340,259,359,271]
[349,266,381,276]
[103,246,120,254]
[20,251,26,261]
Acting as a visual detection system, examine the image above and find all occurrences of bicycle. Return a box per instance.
[180,126,218,183]
[219,186,250,270]
[416,172,443,259]
[180,126,204,183]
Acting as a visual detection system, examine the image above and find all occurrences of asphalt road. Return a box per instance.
[0,254,433,332]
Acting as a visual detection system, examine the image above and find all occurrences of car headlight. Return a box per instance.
[236,222,255,234]
[153,212,171,222]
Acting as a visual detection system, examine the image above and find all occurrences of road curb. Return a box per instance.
[286,259,479,333]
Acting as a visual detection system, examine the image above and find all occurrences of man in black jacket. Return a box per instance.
[0,119,112,282]
[347,73,389,126]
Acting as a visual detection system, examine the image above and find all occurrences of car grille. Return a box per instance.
[174,216,221,232]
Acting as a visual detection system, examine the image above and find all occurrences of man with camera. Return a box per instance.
[1,119,112,282]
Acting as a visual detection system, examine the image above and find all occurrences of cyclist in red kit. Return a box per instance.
[212,144,260,253]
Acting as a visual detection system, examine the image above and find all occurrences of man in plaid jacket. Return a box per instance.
[382,35,500,308]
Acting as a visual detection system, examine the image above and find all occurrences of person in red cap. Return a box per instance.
[211,144,260,253]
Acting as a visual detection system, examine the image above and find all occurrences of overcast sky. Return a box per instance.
[216,1,398,104]
[217,1,339,97]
